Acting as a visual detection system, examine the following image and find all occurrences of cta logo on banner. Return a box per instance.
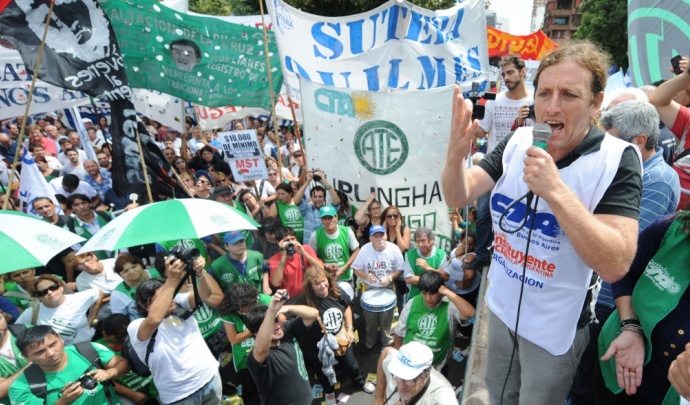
[300,77,453,251]
[267,0,490,94]
[218,129,268,182]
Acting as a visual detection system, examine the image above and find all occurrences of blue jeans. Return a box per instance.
[166,373,222,405]
[475,192,493,261]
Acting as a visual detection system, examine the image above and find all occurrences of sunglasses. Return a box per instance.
[175,160,185,165]
[197,179,209,184]
[268,173,278,177]
[392,369,429,386]
[35,283,60,297]
[386,214,399,219]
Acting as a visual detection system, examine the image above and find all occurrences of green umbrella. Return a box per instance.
[78,198,259,253]
[0,211,85,274]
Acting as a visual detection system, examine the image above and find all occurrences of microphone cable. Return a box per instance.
[499,194,540,405]
[498,190,534,234]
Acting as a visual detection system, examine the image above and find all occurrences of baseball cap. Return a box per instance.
[387,342,433,380]
[81,118,93,124]
[223,231,246,245]
[369,225,386,236]
[213,185,233,196]
[58,136,69,144]
[195,170,214,186]
[319,205,337,218]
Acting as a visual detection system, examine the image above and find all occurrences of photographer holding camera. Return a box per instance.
[129,253,224,405]
[293,169,341,245]
[9,325,130,405]
[268,226,324,298]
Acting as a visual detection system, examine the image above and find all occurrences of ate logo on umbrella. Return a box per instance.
[210,215,229,228]
[94,229,117,249]
[35,234,64,249]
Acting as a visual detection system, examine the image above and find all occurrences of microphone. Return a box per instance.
[532,123,551,150]
[525,123,553,208]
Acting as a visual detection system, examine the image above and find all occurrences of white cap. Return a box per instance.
[387,341,433,380]
[81,118,93,124]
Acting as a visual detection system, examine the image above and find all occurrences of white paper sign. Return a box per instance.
[218,129,268,181]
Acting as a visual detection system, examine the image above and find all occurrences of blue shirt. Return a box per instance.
[639,147,681,230]
[297,200,339,245]
[84,169,113,200]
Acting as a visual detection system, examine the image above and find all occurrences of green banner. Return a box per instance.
[101,0,282,108]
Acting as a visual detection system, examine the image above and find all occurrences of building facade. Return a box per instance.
[542,0,583,43]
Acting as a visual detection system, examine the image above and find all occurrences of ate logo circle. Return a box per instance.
[324,244,343,260]
[354,120,408,175]
[284,207,301,222]
[417,314,437,337]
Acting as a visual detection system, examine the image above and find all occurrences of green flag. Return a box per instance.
[101,0,282,108]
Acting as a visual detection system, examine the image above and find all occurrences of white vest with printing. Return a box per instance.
[485,127,633,355]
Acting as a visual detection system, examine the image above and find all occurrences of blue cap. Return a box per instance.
[319,205,337,218]
[223,231,246,245]
[369,225,386,236]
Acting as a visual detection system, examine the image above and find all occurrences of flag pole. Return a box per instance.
[3,0,54,211]
[179,100,189,162]
[258,1,284,182]
[287,96,306,164]
[134,126,154,203]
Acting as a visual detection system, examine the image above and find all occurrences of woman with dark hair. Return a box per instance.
[218,283,270,405]
[97,115,110,140]
[189,145,231,174]
[335,190,357,228]
[381,205,411,313]
[292,266,375,404]
[94,314,158,404]
[173,156,194,176]
[110,253,162,321]
[238,189,267,222]
[354,192,384,247]
[35,157,59,182]
[268,183,305,242]
[15,274,102,345]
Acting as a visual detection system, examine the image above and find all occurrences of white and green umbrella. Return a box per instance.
[78,199,259,254]
[0,211,86,274]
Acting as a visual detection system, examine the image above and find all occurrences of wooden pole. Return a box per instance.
[258,1,284,182]
[3,1,55,211]
[134,126,154,204]
[287,97,306,164]
[179,100,189,161]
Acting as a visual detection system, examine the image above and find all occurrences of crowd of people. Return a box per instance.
[0,38,689,405]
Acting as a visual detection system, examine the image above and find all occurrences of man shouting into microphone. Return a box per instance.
[441,41,642,404]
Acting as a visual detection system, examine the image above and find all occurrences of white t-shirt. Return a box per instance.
[479,91,533,153]
[308,226,359,253]
[16,289,100,345]
[46,155,62,171]
[351,242,404,288]
[50,177,97,198]
[75,258,123,294]
[60,163,88,180]
[127,293,219,404]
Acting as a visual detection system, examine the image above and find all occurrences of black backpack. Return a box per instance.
[23,342,110,402]
[121,330,158,377]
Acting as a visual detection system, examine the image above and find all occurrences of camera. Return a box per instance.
[467,81,496,121]
[527,104,535,120]
[168,246,201,268]
[671,55,682,75]
[311,169,322,182]
[76,373,99,390]
[280,291,290,301]
[285,243,295,257]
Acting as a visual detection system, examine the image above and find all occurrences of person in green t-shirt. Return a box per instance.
[218,283,271,405]
[95,314,158,404]
[308,205,360,282]
[0,316,29,405]
[268,183,304,243]
[403,227,449,300]
[210,232,265,292]
[9,325,130,405]
[4,268,37,313]
[393,271,475,374]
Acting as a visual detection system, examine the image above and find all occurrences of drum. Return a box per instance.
[360,288,396,313]
[337,281,355,301]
